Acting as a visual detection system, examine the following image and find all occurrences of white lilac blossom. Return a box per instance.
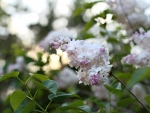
[106,0,150,34]
[122,30,150,67]
[39,28,72,51]
[50,37,112,86]
[54,67,78,89]
[132,30,150,50]
[131,83,146,103]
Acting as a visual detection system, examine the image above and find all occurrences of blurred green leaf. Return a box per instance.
[10,90,26,111]
[69,100,84,106]
[127,67,150,88]
[21,101,36,113]
[72,7,84,18]
[56,105,91,113]
[114,71,131,79]
[14,100,30,113]
[144,95,150,108]
[32,74,49,82]
[0,71,19,82]
[117,98,136,107]
[83,19,94,32]
[104,85,122,94]
[83,33,95,39]
[107,38,119,43]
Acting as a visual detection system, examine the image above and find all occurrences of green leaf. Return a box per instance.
[42,80,57,95]
[113,71,131,79]
[48,92,81,102]
[0,71,19,82]
[127,67,150,88]
[83,19,94,32]
[72,7,84,18]
[34,80,47,90]
[69,100,84,106]
[82,33,95,39]
[107,38,119,43]
[14,100,29,113]
[10,90,26,111]
[56,105,91,113]
[144,95,150,107]
[21,101,36,113]
[104,85,122,94]
[34,80,57,95]
[78,106,91,113]
[32,74,49,82]
[117,98,136,107]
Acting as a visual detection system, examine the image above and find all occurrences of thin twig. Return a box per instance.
[110,72,150,113]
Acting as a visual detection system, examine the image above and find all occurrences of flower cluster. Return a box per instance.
[50,37,112,86]
[106,0,150,34]
[122,30,150,67]
[39,28,72,51]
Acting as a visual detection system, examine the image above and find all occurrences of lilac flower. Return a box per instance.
[122,30,150,67]
[39,28,72,51]
[50,37,112,86]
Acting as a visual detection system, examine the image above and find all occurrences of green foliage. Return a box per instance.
[144,95,150,108]
[117,98,136,107]
[0,72,91,113]
[10,90,26,111]
[21,101,36,113]
[56,105,91,113]
[104,84,122,94]
[31,73,49,82]
[127,67,150,88]
[0,71,19,82]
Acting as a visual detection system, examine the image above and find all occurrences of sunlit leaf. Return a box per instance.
[32,74,49,82]
[0,71,19,82]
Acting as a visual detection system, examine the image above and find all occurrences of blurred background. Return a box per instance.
[1,0,150,112]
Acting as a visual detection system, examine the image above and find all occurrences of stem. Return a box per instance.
[34,110,43,113]
[17,77,25,85]
[17,77,47,113]
[34,89,39,98]
[45,100,52,111]
[25,76,32,85]
[34,101,48,113]
[111,73,150,113]
[26,96,33,100]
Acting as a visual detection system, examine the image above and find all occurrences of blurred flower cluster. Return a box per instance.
[122,29,150,67]
[106,0,150,34]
